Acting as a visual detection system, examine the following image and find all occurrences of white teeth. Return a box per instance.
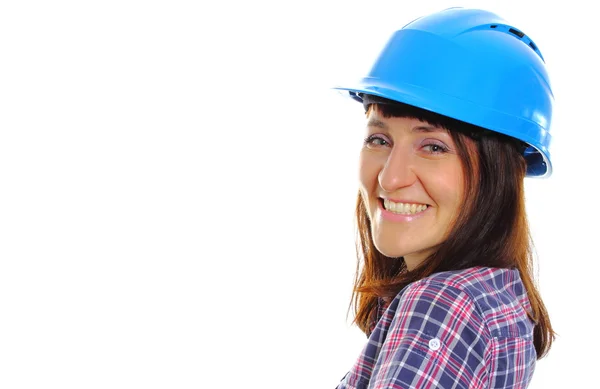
[383,199,428,215]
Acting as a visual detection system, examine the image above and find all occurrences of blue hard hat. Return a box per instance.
[334,8,554,177]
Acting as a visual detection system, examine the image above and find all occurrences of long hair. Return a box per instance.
[351,97,554,359]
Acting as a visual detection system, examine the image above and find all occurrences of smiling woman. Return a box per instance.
[333,7,554,389]
[360,104,466,271]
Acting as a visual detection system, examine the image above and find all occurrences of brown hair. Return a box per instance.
[351,97,554,359]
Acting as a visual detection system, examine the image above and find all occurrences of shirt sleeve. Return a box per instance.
[368,281,490,389]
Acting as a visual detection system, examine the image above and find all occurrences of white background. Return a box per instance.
[0,1,597,388]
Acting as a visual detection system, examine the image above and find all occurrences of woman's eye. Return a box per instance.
[422,142,450,154]
[364,135,390,147]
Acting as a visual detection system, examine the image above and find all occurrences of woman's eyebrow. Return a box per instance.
[366,118,388,129]
[412,125,447,133]
[366,119,447,133]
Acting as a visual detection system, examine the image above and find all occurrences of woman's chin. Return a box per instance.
[373,243,409,259]
[374,242,434,268]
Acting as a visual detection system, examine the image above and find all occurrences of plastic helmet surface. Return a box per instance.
[334,7,554,177]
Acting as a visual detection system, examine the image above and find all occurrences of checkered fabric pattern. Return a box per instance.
[336,267,537,389]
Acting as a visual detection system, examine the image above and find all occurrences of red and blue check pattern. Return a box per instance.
[336,267,536,388]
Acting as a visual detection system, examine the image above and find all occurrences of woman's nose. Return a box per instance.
[378,147,417,193]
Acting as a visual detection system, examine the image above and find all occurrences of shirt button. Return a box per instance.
[429,338,441,351]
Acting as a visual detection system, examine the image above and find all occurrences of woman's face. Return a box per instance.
[359,107,466,270]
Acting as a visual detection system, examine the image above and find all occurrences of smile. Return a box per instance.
[382,199,429,215]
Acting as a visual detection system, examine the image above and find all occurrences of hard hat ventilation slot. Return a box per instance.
[508,28,525,38]
[487,24,545,62]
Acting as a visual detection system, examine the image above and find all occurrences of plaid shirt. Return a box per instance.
[336,267,536,389]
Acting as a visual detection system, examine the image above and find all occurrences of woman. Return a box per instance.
[333,8,554,389]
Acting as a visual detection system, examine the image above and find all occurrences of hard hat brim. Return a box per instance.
[333,82,552,177]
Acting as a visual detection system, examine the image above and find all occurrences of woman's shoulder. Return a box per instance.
[413,266,525,295]
[401,266,534,339]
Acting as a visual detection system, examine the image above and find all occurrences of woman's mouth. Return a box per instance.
[381,198,429,215]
